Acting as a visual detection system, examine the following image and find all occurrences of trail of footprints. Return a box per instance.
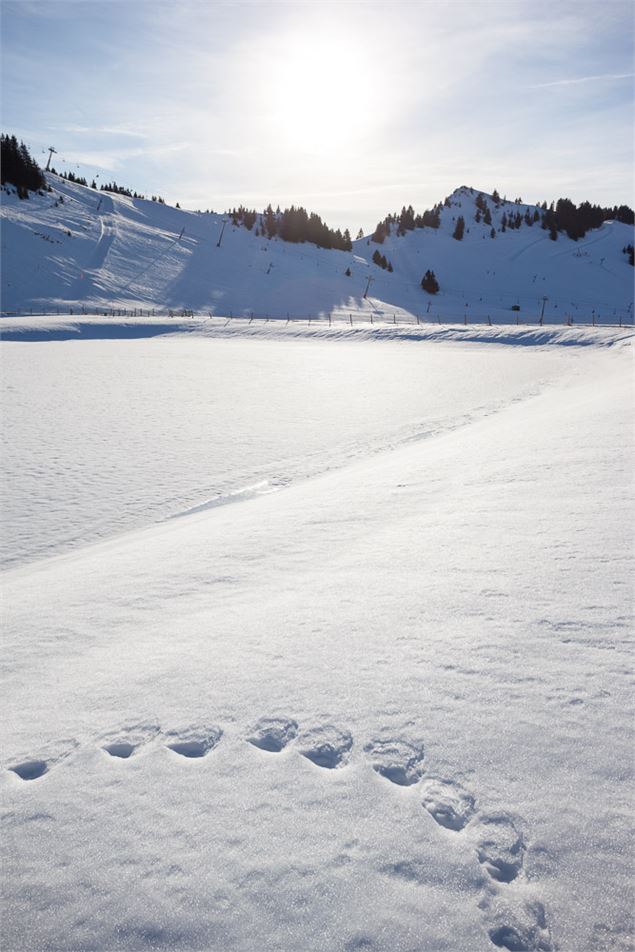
[6,717,552,952]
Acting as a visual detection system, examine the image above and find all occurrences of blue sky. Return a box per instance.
[2,0,633,230]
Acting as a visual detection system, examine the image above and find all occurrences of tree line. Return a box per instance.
[1,134,46,197]
[230,204,353,251]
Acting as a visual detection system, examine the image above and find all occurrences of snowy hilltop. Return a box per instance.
[2,175,633,324]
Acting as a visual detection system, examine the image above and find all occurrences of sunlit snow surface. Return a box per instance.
[1,322,633,952]
[1,332,576,568]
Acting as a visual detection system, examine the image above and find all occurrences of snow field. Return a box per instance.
[1,329,633,950]
[1,329,588,568]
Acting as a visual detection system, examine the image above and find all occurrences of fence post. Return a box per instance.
[416,314,420,325]
[370,313,373,324]
[393,313,396,324]
[349,313,353,326]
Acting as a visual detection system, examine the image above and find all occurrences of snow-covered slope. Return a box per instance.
[1,178,633,323]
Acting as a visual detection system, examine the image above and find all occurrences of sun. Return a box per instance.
[263,32,376,153]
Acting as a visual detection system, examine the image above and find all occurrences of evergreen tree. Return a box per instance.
[1,135,46,196]
[452,216,465,240]
[421,269,439,293]
[372,220,389,244]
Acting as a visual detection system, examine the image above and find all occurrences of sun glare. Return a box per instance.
[263,32,377,153]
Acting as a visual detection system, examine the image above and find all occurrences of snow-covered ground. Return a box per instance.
[1,323,633,951]
[1,324,608,569]
[2,177,633,325]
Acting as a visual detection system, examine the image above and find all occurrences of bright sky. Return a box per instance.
[2,0,633,231]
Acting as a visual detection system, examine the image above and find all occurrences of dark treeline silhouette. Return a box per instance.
[231,204,352,251]
[372,203,441,243]
[540,198,634,241]
[1,134,46,197]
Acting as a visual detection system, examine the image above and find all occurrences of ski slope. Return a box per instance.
[1,177,633,324]
[1,324,634,951]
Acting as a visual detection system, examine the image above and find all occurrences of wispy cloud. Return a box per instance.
[57,124,147,139]
[530,72,634,89]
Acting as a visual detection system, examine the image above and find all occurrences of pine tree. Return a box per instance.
[1,135,46,196]
[421,269,439,293]
[452,216,465,240]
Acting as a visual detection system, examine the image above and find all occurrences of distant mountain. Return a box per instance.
[1,176,633,324]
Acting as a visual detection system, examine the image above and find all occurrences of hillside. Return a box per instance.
[1,176,633,324]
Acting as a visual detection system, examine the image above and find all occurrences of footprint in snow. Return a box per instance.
[163,726,222,759]
[297,725,352,769]
[363,737,425,786]
[101,722,160,759]
[9,759,49,781]
[475,813,526,883]
[486,899,553,951]
[7,738,78,781]
[420,777,476,831]
[246,716,298,752]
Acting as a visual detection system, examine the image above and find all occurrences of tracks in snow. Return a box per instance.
[6,717,554,951]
